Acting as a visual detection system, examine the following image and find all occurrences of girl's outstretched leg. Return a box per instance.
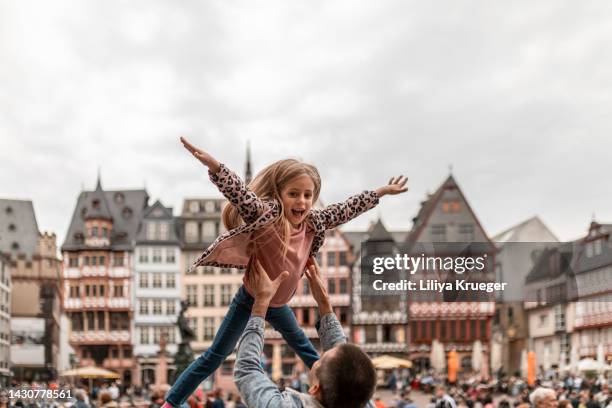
[266,305,320,369]
[165,287,252,407]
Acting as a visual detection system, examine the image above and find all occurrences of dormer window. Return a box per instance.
[81,208,88,219]
[8,224,16,232]
[11,242,19,250]
[114,193,125,204]
[92,199,101,209]
[5,206,13,215]
[122,207,133,219]
[189,201,200,213]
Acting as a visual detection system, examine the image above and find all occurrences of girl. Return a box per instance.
[164,137,408,408]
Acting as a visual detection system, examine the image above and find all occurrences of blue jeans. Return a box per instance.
[166,285,319,407]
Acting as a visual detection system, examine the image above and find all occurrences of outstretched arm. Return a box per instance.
[180,137,266,224]
[316,175,408,230]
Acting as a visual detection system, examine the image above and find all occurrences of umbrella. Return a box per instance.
[490,340,502,374]
[472,340,483,373]
[60,366,120,393]
[578,358,600,372]
[543,347,551,372]
[60,367,120,379]
[597,344,605,373]
[372,355,412,369]
[520,349,528,379]
[430,340,445,374]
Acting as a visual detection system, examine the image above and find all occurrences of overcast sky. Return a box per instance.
[1,0,611,247]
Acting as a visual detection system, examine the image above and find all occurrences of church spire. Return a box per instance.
[245,140,253,185]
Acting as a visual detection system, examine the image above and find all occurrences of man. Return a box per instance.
[529,387,558,408]
[433,385,457,408]
[234,259,377,408]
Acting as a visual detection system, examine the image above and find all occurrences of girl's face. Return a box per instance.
[280,175,315,227]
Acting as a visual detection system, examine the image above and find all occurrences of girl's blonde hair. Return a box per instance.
[222,159,321,258]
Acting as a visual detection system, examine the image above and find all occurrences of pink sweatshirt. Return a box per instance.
[243,222,314,307]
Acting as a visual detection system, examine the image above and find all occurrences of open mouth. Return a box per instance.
[291,209,305,218]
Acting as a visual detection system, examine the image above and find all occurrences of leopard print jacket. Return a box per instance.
[190,163,379,271]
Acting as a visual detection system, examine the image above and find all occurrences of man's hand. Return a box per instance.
[304,257,332,316]
[180,136,221,173]
[375,175,408,197]
[248,260,289,317]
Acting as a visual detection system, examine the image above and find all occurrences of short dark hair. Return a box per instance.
[317,344,376,408]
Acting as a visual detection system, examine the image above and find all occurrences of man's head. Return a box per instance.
[530,387,558,408]
[308,343,376,408]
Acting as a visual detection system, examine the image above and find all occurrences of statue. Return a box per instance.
[178,300,196,343]
[173,300,196,383]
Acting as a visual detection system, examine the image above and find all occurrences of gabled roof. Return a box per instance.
[405,174,492,246]
[62,182,149,251]
[368,219,394,242]
[525,242,574,284]
[493,216,559,244]
[136,200,180,244]
[573,221,612,274]
[0,199,40,259]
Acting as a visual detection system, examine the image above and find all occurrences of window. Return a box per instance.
[85,285,91,296]
[153,299,162,315]
[202,221,215,239]
[139,273,149,288]
[84,256,90,266]
[139,300,149,315]
[99,256,105,266]
[339,251,348,266]
[92,256,97,266]
[203,317,215,340]
[459,224,474,241]
[140,327,150,344]
[188,318,198,340]
[69,257,79,267]
[431,225,446,241]
[153,326,162,343]
[102,227,108,238]
[205,201,215,213]
[113,285,124,297]
[92,226,98,237]
[220,267,231,274]
[139,249,149,263]
[328,279,336,294]
[539,314,548,327]
[86,312,94,330]
[166,248,176,264]
[185,222,198,243]
[203,266,215,275]
[152,249,162,263]
[147,223,156,240]
[71,313,83,331]
[203,285,215,306]
[302,309,310,325]
[339,278,347,294]
[167,300,176,315]
[220,284,232,306]
[113,254,124,266]
[166,273,176,288]
[186,285,197,306]
[189,201,200,213]
[152,273,162,288]
[302,280,310,295]
[327,252,336,267]
[160,223,169,240]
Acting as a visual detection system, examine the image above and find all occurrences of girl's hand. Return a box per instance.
[180,136,221,173]
[375,175,408,197]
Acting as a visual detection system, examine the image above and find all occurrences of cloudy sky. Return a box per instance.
[1,0,611,246]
